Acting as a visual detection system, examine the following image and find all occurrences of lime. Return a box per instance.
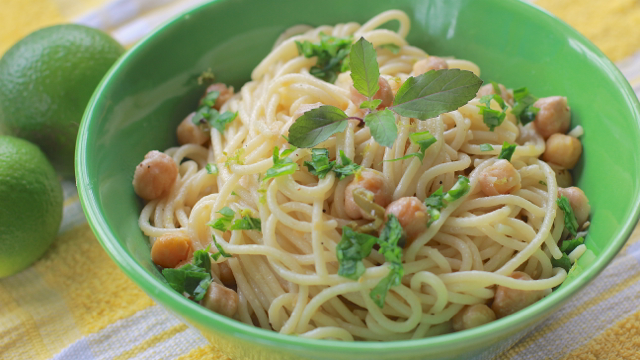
[0,24,124,178]
[0,136,63,278]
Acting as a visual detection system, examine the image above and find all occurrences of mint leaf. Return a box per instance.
[336,226,378,280]
[360,99,382,110]
[364,109,397,148]
[206,163,218,175]
[263,146,298,181]
[288,105,349,148]
[390,69,483,120]
[350,37,380,99]
[296,33,352,83]
[303,148,335,179]
[377,43,401,54]
[557,195,579,236]
[498,142,517,162]
[480,143,494,151]
[333,150,362,179]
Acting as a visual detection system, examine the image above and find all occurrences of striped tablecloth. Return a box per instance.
[1,0,640,359]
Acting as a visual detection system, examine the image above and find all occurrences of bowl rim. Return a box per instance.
[76,0,640,354]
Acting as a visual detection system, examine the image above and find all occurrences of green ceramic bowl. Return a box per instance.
[76,0,640,358]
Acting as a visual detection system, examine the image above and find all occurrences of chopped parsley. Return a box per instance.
[424,176,470,227]
[511,87,539,125]
[556,195,579,236]
[303,148,335,179]
[161,247,213,301]
[263,146,298,181]
[205,163,218,175]
[478,94,507,131]
[208,206,261,233]
[498,142,517,162]
[296,33,352,83]
[480,143,494,152]
[336,226,378,280]
[333,150,362,179]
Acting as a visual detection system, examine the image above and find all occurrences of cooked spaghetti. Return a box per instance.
[132,10,590,341]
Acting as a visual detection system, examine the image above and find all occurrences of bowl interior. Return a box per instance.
[77,0,640,358]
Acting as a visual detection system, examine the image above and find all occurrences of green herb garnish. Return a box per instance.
[296,33,352,83]
[511,87,539,125]
[336,226,378,280]
[560,236,584,254]
[208,206,261,234]
[161,247,213,301]
[377,43,401,54]
[423,176,470,227]
[211,236,232,261]
[478,94,507,131]
[480,143,494,152]
[333,150,362,179]
[350,37,380,99]
[550,253,572,273]
[370,214,405,308]
[263,146,298,181]
[557,195,578,236]
[206,163,218,175]
[303,148,335,179]
[287,106,349,148]
[498,141,517,162]
[364,109,397,148]
[539,180,547,186]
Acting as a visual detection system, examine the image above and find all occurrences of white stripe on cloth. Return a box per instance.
[129,325,209,360]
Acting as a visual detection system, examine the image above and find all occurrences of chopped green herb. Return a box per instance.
[208,206,235,232]
[263,146,299,181]
[479,143,494,152]
[200,90,220,108]
[231,191,238,196]
[287,105,349,148]
[557,195,579,236]
[377,43,401,54]
[224,149,244,168]
[478,94,507,131]
[443,176,471,203]
[161,247,213,301]
[511,87,539,125]
[539,180,547,186]
[385,131,437,162]
[560,236,585,254]
[303,148,335,179]
[350,37,381,99]
[498,141,517,162]
[364,109,398,148]
[336,226,378,280]
[211,236,232,261]
[205,163,218,175]
[390,69,483,120]
[191,106,237,133]
[296,33,352,83]
[210,111,238,133]
[333,150,362,179]
[370,215,405,308]
[360,99,382,110]
[550,253,572,272]
[490,81,501,95]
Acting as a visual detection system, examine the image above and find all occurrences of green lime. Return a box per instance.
[0,24,124,178]
[0,136,63,278]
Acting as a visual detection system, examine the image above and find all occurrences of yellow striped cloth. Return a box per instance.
[1,0,640,359]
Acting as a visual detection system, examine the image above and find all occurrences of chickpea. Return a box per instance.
[344,170,393,219]
[452,304,497,331]
[350,77,394,109]
[176,112,209,145]
[133,150,179,200]
[151,233,191,268]
[292,102,323,120]
[542,134,582,169]
[385,197,429,245]
[204,83,234,110]
[533,96,571,139]
[478,159,521,197]
[218,261,236,287]
[476,83,514,106]
[491,271,546,318]
[412,56,448,76]
[201,282,239,318]
[558,187,590,226]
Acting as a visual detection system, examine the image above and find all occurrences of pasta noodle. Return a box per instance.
[134,10,588,341]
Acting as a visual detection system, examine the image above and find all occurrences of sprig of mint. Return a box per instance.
[287,37,482,149]
[296,33,352,83]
